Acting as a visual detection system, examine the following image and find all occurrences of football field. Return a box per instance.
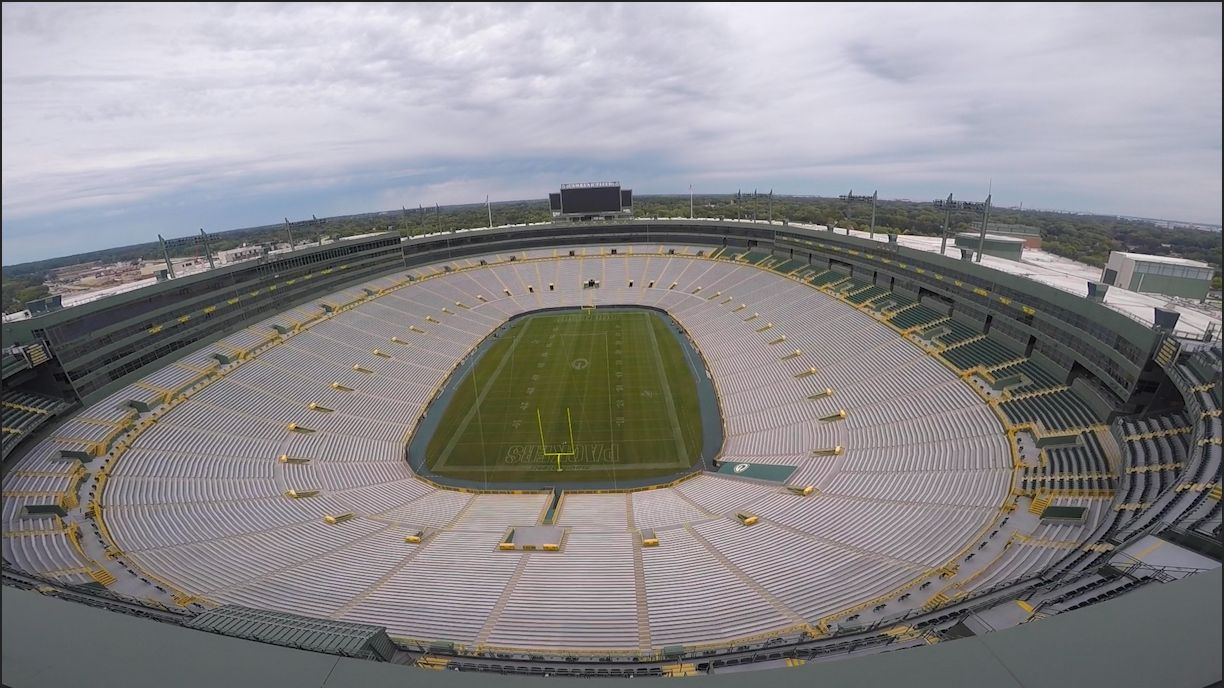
[424,309,703,484]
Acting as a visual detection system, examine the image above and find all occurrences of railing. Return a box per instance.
[1174,327,1221,344]
[1,565,197,623]
[2,351,31,377]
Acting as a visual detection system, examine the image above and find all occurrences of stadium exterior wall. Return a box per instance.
[3,233,405,406]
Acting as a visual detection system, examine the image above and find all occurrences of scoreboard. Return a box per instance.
[551,183,632,216]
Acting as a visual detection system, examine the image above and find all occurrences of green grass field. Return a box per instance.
[424,309,703,484]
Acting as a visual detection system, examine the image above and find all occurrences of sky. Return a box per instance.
[2,2,1221,265]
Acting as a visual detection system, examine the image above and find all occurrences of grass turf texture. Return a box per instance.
[424,309,703,484]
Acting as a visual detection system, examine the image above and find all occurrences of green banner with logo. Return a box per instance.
[717,461,796,482]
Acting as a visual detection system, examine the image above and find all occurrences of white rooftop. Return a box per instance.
[1112,251,1212,268]
[954,232,1026,244]
[3,254,220,323]
[788,222,1221,340]
[341,232,389,241]
[2,277,162,323]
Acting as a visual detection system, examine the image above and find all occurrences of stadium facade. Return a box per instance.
[2,216,1220,683]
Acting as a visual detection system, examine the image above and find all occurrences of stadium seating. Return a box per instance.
[887,304,946,332]
[916,319,979,348]
[986,359,1064,394]
[4,245,1139,655]
[2,389,71,459]
[999,388,1102,432]
[939,337,1022,372]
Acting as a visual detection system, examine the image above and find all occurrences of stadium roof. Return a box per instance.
[954,232,1027,243]
[1112,251,1213,268]
[3,568,1219,687]
[2,277,159,323]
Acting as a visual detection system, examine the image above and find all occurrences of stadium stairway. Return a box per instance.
[683,524,809,628]
[475,555,532,646]
[1029,493,1054,516]
[631,537,653,652]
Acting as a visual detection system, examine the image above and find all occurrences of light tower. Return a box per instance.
[934,193,953,255]
[838,190,878,238]
[199,228,215,269]
[932,194,992,261]
[157,228,215,277]
[975,194,993,263]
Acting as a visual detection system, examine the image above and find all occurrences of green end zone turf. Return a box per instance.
[424,309,703,484]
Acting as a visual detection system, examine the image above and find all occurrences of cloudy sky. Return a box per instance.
[2,3,1220,265]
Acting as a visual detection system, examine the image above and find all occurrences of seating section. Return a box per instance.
[888,304,946,332]
[488,533,640,649]
[2,389,71,459]
[1049,575,1155,612]
[1,531,93,584]
[917,319,979,348]
[1022,431,1117,496]
[939,337,1021,372]
[845,284,890,305]
[988,359,1063,394]
[1111,348,1222,542]
[999,389,1101,432]
[809,270,850,288]
[769,259,807,275]
[3,245,1136,656]
[867,290,913,312]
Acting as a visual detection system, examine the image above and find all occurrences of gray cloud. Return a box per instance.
[2,2,1220,263]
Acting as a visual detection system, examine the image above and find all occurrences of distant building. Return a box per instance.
[985,222,1042,249]
[216,245,265,264]
[47,260,105,282]
[1102,251,1213,300]
[954,232,1025,261]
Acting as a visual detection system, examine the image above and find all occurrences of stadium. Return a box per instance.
[2,185,1220,686]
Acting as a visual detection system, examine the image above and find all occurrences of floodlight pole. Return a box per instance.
[841,189,874,236]
[768,190,773,224]
[158,234,176,279]
[689,185,693,219]
[869,190,877,239]
[487,195,493,229]
[975,194,992,263]
[844,189,853,235]
[200,228,216,270]
[939,193,953,255]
